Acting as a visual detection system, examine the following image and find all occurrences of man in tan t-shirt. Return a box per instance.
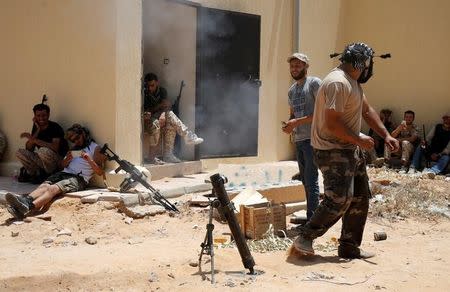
[293,43,399,259]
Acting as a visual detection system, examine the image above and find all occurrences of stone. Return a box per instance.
[81,194,99,204]
[57,228,72,237]
[42,237,55,245]
[167,273,175,279]
[148,272,159,283]
[124,217,133,224]
[11,231,19,237]
[188,261,199,267]
[119,204,165,219]
[85,236,98,245]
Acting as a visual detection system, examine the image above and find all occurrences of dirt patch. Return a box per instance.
[1,168,449,291]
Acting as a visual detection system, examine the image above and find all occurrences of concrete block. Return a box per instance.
[98,193,122,202]
[80,194,99,203]
[144,160,203,180]
[285,201,307,215]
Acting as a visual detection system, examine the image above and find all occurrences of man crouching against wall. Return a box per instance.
[293,43,399,259]
[142,73,203,164]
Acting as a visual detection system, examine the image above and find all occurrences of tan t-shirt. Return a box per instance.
[311,68,364,150]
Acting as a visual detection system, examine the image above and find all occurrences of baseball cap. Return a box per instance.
[287,53,309,65]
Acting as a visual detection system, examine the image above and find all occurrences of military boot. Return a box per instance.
[163,128,182,163]
[5,193,35,218]
[293,234,315,255]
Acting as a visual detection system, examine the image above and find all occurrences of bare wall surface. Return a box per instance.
[300,0,450,132]
[0,0,117,174]
[340,0,450,132]
[115,0,142,163]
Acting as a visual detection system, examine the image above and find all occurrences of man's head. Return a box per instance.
[32,103,50,128]
[144,73,159,94]
[339,43,374,83]
[443,112,450,127]
[66,124,91,149]
[404,110,415,125]
[380,109,392,123]
[287,53,309,81]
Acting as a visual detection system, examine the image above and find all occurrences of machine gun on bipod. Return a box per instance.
[100,144,179,212]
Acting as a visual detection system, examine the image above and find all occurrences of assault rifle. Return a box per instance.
[100,144,179,212]
[422,124,431,168]
[172,80,185,117]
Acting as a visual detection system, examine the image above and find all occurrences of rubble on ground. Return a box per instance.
[368,167,450,221]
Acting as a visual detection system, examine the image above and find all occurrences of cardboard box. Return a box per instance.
[239,202,286,240]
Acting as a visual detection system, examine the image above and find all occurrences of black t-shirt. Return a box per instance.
[143,86,168,114]
[430,124,450,154]
[31,121,68,156]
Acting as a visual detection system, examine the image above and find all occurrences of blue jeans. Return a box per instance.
[296,140,320,219]
[412,147,450,174]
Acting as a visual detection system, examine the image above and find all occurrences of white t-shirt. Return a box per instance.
[63,141,99,183]
[311,68,364,150]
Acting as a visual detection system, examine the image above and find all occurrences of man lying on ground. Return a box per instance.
[5,124,106,219]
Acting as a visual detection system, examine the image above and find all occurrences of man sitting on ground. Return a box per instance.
[5,124,106,219]
[384,110,418,173]
[369,108,395,157]
[143,73,203,164]
[16,103,68,183]
[408,112,450,175]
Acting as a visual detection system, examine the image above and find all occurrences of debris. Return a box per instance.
[12,221,24,225]
[374,231,387,241]
[11,231,19,237]
[42,237,55,245]
[85,236,98,245]
[128,237,144,245]
[188,261,198,267]
[118,203,165,218]
[148,272,159,283]
[224,279,236,287]
[57,228,72,237]
[192,224,199,229]
[35,214,52,221]
[167,273,175,279]
[124,217,133,224]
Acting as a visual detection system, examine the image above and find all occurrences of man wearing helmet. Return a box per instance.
[292,43,399,259]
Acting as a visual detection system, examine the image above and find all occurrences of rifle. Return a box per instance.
[422,125,431,168]
[100,144,179,212]
[172,80,185,117]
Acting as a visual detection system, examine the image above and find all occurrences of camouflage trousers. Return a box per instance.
[16,147,61,175]
[299,147,371,249]
[143,111,188,155]
[384,140,415,162]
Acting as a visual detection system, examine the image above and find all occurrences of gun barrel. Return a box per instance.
[210,173,255,274]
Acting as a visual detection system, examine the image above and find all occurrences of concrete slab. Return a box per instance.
[144,160,203,180]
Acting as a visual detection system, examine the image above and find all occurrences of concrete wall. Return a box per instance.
[299,0,450,132]
[340,0,450,132]
[0,0,142,175]
[142,0,197,160]
[190,0,296,170]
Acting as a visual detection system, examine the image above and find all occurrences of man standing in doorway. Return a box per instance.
[282,53,321,222]
[293,43,398,259]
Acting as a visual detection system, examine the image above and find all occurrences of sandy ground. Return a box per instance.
[1,188,449,292]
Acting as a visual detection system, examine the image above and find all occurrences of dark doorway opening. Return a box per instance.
[195,7,261,159]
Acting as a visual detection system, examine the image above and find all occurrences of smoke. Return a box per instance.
[143,0,261,158]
